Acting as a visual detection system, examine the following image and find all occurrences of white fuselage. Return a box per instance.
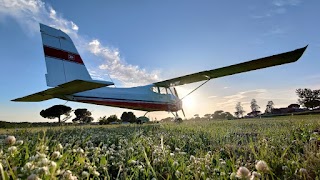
[65,84,182,112]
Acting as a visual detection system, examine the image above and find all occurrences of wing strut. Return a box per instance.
[180,78,211,101]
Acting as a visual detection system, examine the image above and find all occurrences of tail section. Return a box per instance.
[40,23,92,87]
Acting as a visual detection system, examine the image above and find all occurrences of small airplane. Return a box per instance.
[12,24,307,118]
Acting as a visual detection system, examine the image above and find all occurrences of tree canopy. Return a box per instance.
[265,101,274,114]
[99,115,119,125]
[72,108,93,124]
[120,112,137,123]
[211,110,234,120]
[296,88,320,110]
[235,102,245,118]
[40,105,72,123]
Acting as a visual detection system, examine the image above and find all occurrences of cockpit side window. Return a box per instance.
[159,87,167,94]
[151,86,173,95]
[152,87,159,93]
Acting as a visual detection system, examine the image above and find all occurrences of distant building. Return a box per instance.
[271,106,304,114]
[288,104,300,109]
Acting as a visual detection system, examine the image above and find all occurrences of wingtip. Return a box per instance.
[303,44,308,50]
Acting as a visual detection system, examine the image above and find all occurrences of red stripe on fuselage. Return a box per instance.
[78,99,180,112]
[43,46,84,64]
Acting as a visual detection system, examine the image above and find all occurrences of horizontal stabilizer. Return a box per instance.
[12,80,113,102]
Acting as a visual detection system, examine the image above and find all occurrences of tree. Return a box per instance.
[120,112,137,123]
[40,105,72,123]
[204,114,212,120]
[224,112,234,120]
[250,99,260,112]
[72,109,93,124]
[194,114,200,120]
[107,115,118,123]
[235,102,245,118]
[296,88,320,109]
[160,117,174,122]
[211,110,234,120]
[249,99,261,117]
[98,116,109,125]
[265,101,274,114]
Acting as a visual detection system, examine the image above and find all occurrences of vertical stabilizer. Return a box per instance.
[40,24,92,87]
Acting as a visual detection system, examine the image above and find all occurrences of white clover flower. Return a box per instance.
[8,146,17,154]
[190,155,196,162]
[282,165,289,171]
[39,158,50,166]
[37,166,49,175]
[175,170,181,177]
[50,161,57,168]
[170,153,174,156]
[57,143,63,151]
[16,140,24,145]
[24,162,34,171]
[299,168,308,175]
[62,170,78,180]
[255,160,269,173]
[5,136,16,145]
[27,174,41,180]
[82,171,90,177]
[205,153,211,160]
[236,166,251,179]
[38,153,46,159]
[93,170,100,177]
[129,160,137,165]
[76,148,84,154]
[51,151,61,159]
[250,171,261,180]
[173,161,179,167]
[230,172,237,179]
[220,160,227,167]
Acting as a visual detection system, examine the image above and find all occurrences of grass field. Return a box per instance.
[1,115,320,179]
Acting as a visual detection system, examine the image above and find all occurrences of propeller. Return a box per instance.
[173,87,186,118]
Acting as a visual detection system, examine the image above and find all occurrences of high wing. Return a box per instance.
[154,46,307,87]
[12,80,113,102]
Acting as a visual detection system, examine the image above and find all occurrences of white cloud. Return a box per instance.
[251,0,301,19]
[71,21,78,31]
[208,95,217,99]
[272,0,301,7]
[0,0,79,37]
[263,27,286,36]
[0,0,161,87]
[88,39,161,87]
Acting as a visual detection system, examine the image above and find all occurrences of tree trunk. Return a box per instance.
[58,116,61,124]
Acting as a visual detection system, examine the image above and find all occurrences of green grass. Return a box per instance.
[1,115,320,179]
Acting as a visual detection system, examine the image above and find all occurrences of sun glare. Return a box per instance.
[182,96,195,109]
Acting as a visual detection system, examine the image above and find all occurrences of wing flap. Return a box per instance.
[12,80,110,102]
[154,46,307,87]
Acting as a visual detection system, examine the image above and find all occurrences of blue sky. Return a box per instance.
[0,0,319,122]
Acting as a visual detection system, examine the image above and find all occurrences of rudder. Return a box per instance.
[40,23,92,87]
